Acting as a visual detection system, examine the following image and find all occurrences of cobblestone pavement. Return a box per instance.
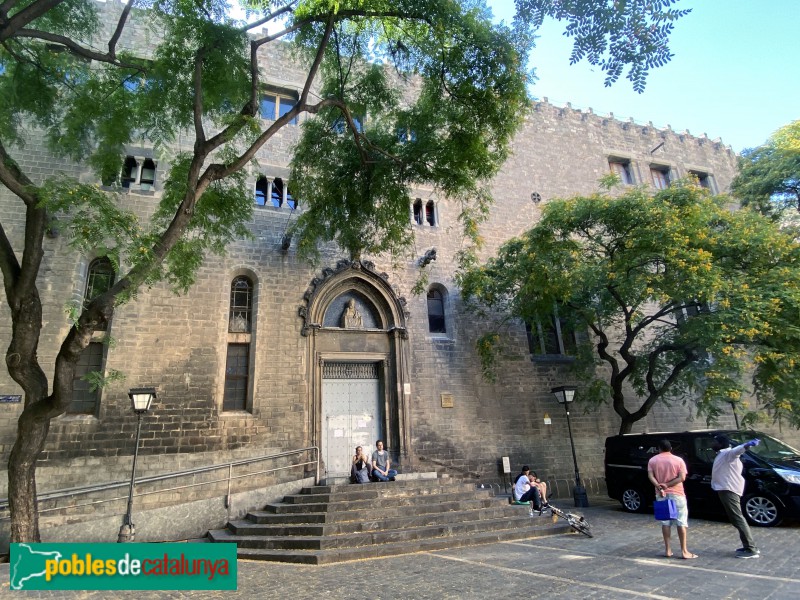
[1,497,798,599]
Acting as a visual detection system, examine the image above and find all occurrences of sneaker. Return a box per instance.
[735,549,760,559]
[389,477,396,481]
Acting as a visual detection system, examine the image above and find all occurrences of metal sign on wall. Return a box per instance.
[0,395,22,403]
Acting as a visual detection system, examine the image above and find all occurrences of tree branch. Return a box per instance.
[0,0,65,42]
[193,46,206,145]
[628,344,695,423]
[15,28,148,70]
[107,0,136,59]
[203,12,335,180]
[239,0,297,33]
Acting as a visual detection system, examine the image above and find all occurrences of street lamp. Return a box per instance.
[551,385,589,507]
[118,387,157,543]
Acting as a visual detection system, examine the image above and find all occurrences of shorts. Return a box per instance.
[658,493,688,528]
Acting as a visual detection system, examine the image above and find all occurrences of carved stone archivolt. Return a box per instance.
[298,259,409,337]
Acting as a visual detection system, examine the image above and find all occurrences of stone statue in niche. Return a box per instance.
[341,299,363,329]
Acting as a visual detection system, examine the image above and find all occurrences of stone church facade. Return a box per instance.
[1,2,788,500]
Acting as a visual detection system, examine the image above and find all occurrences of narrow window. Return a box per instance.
[139,158,156,190]
[121,156,138,188]
[255,176,269,206]
[277,96,297,125]
[229,276,252,333]
[425,200,436,226]
[286,185,297,210]
[609,159,634,185]
[271,178,285,208]
[70,257,116,414]
[427,289,446,334]
[260,94,277,120]
[84,257,115,331]
[223,344,249,411]
[412,199,424,225]
[71,342,104,415]
[650,167,670,190]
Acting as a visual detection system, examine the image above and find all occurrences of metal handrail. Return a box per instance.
[0,446,319,517]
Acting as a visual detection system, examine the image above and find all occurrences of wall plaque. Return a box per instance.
[0,395,22,403]
[501,456,511,474]
[440,392,454,408]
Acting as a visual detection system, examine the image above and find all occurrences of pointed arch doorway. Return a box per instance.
[300,260,411,480]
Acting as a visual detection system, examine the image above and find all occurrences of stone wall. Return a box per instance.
[1,1,797,503]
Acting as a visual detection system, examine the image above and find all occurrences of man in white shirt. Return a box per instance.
[711,435,760,558]
[514,470,545,510]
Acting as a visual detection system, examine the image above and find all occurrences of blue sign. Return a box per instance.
[0,395,22,403]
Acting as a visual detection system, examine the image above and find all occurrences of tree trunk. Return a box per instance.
[7,406,51,542]
[618,418,635,435]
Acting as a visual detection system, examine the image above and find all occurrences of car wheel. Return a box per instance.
[621,487,646,513]
[743,494,782,527]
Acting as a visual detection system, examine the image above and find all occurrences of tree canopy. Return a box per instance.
[0,0,690,542]
[459,181,800,434]
[731,120,800,219]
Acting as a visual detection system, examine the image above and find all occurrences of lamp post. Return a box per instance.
[551,385,589,507]
[118,387,156,543]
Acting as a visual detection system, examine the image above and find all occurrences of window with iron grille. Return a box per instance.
[70,341,104,415]
[223,344,249,411]
[229,276,252,333]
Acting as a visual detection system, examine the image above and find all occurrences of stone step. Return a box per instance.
[228,505,526,536]
[259,495,497,519]
[300,476,450,496]
[207,476,572,564]
[286,481,469,504]
[232,522,573,564]
[212,513,553,549]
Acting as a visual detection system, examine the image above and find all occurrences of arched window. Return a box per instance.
[121,156,138,188]
[271,178,285,207]
[84,257,115,330]
[71,257,116,415]
[229,276,252,333]
[255,176,269,206]
[224,275,255,412]
[412,199,423,225]
[427,288,446,334]
[425,200,436,226]
[139,158,156,190]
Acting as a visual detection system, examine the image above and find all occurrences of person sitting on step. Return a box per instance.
[513,466,549,507]
[351,445,371,484]
[514,468,546,510]
[371,439,398,482]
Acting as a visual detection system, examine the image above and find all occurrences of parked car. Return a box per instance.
[605,429,800,526]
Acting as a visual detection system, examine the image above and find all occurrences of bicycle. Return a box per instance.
[546,504,593,538]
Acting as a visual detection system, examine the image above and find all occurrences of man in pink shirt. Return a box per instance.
[647,439,697,559]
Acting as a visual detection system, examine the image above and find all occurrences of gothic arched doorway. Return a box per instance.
[300,260,410,480]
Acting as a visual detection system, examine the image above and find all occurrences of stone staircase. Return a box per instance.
[207,476,572,564]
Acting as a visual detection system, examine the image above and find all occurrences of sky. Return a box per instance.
[487,0,799,153]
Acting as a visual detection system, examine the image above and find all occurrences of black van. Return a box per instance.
[605,429,800,526]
